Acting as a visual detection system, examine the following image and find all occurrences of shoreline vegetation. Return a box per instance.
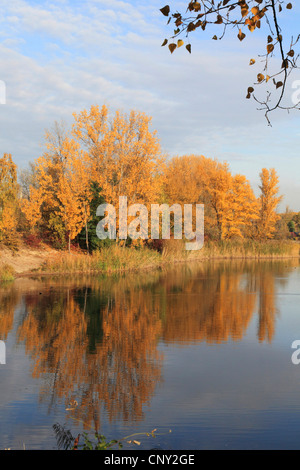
[1,239,299,282]
[1,107,300,285]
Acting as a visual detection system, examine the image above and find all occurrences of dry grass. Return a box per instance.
[0,263,15,282]
[195,239,300,259]
[38,239,300,276]
[40,244,162,274]
[161,238,300,261]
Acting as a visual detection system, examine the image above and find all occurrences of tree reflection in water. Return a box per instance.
[0,259,297,432]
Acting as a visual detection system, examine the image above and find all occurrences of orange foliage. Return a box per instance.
[0,153,19,246]
[256,168,282,240]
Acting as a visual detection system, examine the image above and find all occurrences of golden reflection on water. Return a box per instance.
[0,259,299,430]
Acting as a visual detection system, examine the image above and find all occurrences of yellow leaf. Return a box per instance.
[257,73,265,82]
[251,6,259,15]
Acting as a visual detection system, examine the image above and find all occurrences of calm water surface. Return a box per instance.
[1,259,300,450]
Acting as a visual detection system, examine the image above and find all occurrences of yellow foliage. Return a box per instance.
[0,153,19,247]
[256,168,282,240]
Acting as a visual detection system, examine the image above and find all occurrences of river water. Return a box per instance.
[1,259,300,450]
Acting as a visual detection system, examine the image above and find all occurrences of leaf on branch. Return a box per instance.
[160,5,170,16]
[238,29,246,41]
[267,44,274,54]
[246,86,254,99]
[257,73,265,82]
[286,3,292,9]
[241,6,249,17]
[161,39,168,47]
[267,35,273,43]
[177,39,184,47]
[249,58,255,65]
[276,81,283,88]
[168,43,177,53]
[186,44,191,53]
[187,22,196,32]
[287,49,295,57]
[212,35,218,40]
[251,6,259,15]
[247,21,256,32]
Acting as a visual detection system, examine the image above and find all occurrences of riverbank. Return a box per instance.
[1,240,299,282]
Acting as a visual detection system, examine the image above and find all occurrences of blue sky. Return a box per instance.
[0,0,300,210]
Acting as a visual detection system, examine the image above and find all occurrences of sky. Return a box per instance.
[0,0,300,210]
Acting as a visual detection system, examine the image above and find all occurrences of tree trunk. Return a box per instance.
[85,220,89,254]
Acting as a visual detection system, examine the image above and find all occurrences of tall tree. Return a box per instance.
[221,174,259,239]
[0,153,19,247]
[73,105,165,240]
[256,167,282,239]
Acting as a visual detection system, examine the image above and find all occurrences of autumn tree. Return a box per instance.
[221,173,259,239]
[73,105,165,242]
[205,161,233,239]
[0,153,19,248]
[163,154,259,240]
[256,167,282,239]
[163,154,223,239]
[160,1,299,123]
[22,124,93,250]
[55,140,92,252]
[207,165,259,239]
[21,107,165,249]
